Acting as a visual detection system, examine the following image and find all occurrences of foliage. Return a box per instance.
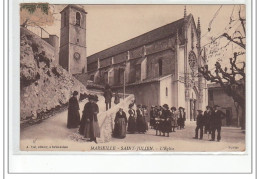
[20,3,49,14]
[20,3,54,27]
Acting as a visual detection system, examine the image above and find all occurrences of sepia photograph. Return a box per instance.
[19,4,246,152]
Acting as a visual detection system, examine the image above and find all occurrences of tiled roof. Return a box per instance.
[112,74,173,88]
[60,5,87,14]
[87,15,192,64]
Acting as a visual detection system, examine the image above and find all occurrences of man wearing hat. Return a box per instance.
[67,91,80,129]
[194,110,205,139]
[210,105,226,142]
[204,106,213,134]
[103,85,113,111]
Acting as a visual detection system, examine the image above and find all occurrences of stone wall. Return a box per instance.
[86,36,177,87]
[20,27,88,121]
[208,87,240,126]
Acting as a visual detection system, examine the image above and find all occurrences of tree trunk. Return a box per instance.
[240,104,245,130]
[21,19,29,27]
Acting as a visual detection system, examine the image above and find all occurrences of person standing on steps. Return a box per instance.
[104,84,113,111]
[67,91,80,129]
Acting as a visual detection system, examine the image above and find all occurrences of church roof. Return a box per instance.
[87,14,192,64]
[112,74,173,88]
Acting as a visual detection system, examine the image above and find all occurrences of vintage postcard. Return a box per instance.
[20,4,246,152]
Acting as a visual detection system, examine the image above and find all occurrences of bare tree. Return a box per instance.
[199,6,246,129]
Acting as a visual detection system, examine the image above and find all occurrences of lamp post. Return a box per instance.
[119,62,127,99]
[123,69,126,99]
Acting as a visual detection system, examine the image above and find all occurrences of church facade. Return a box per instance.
[86,9,208,121]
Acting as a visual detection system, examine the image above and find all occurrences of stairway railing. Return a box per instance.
[97,94,135,143]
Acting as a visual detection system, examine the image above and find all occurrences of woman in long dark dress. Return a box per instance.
[127,103,136,133]
[160,104,172,137]
[81,95,100,143]
[136,104,147,133]
[67,91,80,129]
[113,108,127,138]
[150,106,156,129]
[79,95,92,135]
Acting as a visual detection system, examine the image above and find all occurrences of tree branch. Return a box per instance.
[222,33,245,49]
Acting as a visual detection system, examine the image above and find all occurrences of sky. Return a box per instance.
[30,4,245,70]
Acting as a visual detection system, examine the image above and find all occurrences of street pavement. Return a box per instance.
[20,99,245,152]
[109,122,246,152]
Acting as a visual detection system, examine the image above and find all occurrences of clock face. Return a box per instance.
[74,52,80,60]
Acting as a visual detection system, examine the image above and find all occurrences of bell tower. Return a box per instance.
[59,5,87,74]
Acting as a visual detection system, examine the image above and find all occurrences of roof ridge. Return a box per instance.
[87,15,188,63]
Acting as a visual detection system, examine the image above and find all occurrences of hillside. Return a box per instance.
[20,27,88,122]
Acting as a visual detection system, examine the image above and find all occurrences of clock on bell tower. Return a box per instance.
[59,5,87,74]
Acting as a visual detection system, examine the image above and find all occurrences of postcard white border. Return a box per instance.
[6,0,255,174]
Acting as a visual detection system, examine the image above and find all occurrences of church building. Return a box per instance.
[59,5,208,121]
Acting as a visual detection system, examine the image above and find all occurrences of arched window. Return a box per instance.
[166,87,168,97]
[158,59,163,76]
[76,12,81,26]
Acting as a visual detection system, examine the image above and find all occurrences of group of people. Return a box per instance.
[194,105,225,142]
[67,90,225,143]
[112,103,149,138]
[67,91,100,143]
[150,105,186,137]
[112,102,187,139]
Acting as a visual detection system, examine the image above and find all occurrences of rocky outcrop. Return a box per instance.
[20,27,88,121]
